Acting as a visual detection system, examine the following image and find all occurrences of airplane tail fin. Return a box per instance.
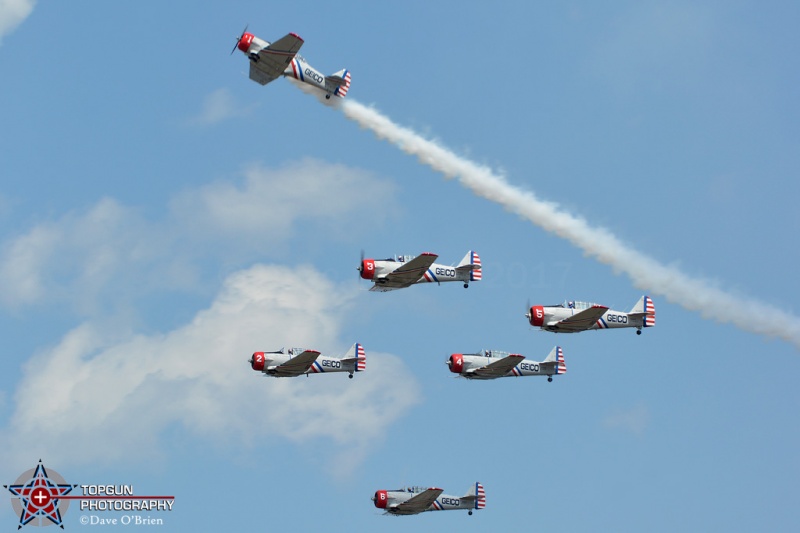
[341,342,366,372]
[455,251,482,281]
[355,342,366,372]
[629,295,656,327]
[543,346,566,374]
[328,69,351,98]
[464,482,486,509]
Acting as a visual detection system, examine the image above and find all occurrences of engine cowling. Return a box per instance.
[373,490,388,509]
[448,354,464,374]
[529,305,545,327]
[250,352,265,371]
[237,32,255,53]
[359,259,376,280]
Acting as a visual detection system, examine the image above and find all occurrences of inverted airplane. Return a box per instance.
[232,28,351,99]
[447,346,566,382]
[526,296,655,334]
[358,251,481,292]
[373,483,485,516]
[249,343,365,379]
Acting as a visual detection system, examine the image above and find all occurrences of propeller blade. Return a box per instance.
[231,24,248,55]
[357,249,365,278]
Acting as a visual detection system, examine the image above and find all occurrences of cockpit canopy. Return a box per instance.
[381,254,415,263]
[468,349,510,359]
[549,300,597,310]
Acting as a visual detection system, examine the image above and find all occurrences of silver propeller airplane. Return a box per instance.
[447,346,566,382]
[358,251,481,292]
[233,28,351,99]
[249,343,365,379]
[372,483,485,516]
[526,295,656,335]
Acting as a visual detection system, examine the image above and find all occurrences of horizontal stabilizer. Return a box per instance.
[463,482,485,509]
[629,295,656,327]
[340,343,366,371]
[325,69,349,85]
[456,251,482,281]
[326,69,351,98]
[540,346,566,374]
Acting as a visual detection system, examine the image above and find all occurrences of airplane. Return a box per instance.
[372,483,485,516]
[232,27,351,99]
[358,251,481,292]
[526,295,655,335]
[447,346,566,382]
[248,343,365,379]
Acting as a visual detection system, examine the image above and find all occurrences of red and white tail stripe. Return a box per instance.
[334,70,351,98]
[470,251,482,281]
[556,346,566,374]
[644,295,656,327]
[476,482,486,509]
[356,343,366,371]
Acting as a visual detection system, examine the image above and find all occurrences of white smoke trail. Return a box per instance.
[339,99,800,350]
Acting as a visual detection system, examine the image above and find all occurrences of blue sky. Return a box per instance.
[1,1,799,531]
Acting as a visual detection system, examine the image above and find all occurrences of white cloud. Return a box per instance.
[0,159,396,312]
[187,88,257,125]
[0,0,35,41]
[0,263,421,470]
[0,198,172,311]
[171,158,397,241]
[602,404,650,435]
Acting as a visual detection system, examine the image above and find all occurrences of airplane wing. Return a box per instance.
[469,354,525,378]
[249,33,304,86]
[369,284,401,293]
[269,350,320,377]
[371,253,439,290]
[551,305,609,332]
[392,488,444,515]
